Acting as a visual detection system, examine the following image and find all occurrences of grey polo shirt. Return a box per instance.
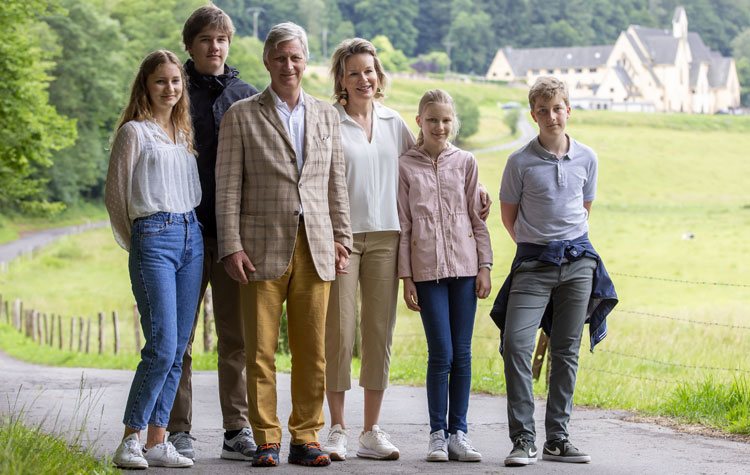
[500,136,597,245]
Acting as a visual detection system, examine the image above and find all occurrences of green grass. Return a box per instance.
[1,84,749,435]
[0,404,119,475]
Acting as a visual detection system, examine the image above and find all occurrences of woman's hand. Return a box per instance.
[402,277,421,311]
[475,267,492,299]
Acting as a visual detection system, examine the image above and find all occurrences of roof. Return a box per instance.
[708,55,732,87]
[502,45,612,75]
[630,26,679,64]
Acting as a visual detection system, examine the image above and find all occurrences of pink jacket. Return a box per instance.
[397,144,492,282]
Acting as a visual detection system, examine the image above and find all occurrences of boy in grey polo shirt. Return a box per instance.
[498,76,604,467]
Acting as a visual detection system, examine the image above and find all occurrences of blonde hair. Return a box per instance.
[416,89,461,147]
[115,50,194,154]
[329,38,387,103]
[528,76,569,109]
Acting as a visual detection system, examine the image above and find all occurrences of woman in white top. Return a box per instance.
[321,38,414,462]
[106,50,203,469]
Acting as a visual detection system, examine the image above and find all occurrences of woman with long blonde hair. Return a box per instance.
[106,49,203,469]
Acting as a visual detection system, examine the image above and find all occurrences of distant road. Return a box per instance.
[0,221,108,265]
[470,109,535,155]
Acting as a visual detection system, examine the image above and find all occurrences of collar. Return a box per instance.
[268,87,306,110]
[185,59,238,90]
[531,134,576,161]
[334,101,397,124]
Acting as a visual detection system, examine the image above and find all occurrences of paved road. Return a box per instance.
[1,351,747,474]
[470,110,536,155]
[0,221,108,265]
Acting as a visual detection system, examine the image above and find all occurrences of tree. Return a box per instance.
[453,93,479,144]
[371,36,411,73]
[415,0,451,55]
[0,0,75,213]
[354,0,419,56]
[42,0,129,204]
[447,0,494,74]
[228,35,269,88]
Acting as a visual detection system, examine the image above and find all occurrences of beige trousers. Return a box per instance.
[325,231,399,392]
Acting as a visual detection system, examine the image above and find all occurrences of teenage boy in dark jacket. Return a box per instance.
[167,4,259,462]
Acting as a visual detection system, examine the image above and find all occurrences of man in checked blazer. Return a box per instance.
[215,22,352,467]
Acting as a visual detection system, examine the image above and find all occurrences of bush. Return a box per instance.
[504,108,520,136]
[453,93,479,144]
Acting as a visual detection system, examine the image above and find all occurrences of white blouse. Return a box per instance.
[105,120,201,251]
[335,102,415,234]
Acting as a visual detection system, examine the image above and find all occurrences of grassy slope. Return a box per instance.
[1,81,748,433]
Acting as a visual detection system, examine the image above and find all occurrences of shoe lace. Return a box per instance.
[304,442,323,450]
[233,428,255,449]
[258,443,281,451]
[513,436,533,451]
[327,428,346,444]
[429,432,446,451]
[165,441,183,459]
[372,427,391,444]
[454,433,476,451]
[124,438,143,456]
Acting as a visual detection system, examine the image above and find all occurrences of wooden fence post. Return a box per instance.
[133,304,142,352]
[4,300,9,326]
[69,318,75,351]
[57,315,63,349]
[36,312,43,344]
[85,317,91,354]
[0,293,3,324]
[97,312,104,354]
[112,311,120,355]
[13,300,21,332]
[78,317,84,352]
[43,313,49,345]
[44,313,50,345]
[202,286,214,352]
[19,300,23,331]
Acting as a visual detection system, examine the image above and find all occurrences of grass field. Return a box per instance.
[1,79,748,434]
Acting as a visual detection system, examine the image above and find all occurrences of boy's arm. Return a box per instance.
[500,201,518,243]
[584,200,593,217]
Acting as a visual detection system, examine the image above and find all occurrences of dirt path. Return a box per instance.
[1,351,746,474]
[0,221,108,265]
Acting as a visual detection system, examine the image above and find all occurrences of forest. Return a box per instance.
[2,0,750,213]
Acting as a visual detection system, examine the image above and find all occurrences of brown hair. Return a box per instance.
[329,38,387,103]
[115,50,194,153]
[182,3,235,50]
[416,89,461,147]
[528,76,569,109]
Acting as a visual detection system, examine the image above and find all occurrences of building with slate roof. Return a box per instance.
[485,6,740,113]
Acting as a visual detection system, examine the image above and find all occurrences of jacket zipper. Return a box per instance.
[432,155,450,282]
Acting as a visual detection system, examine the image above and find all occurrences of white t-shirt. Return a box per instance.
[334,102,415,234]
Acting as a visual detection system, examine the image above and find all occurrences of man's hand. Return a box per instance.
[478,184,492,221]
[222,250,255,284]
[334,242,350,275]
[402,277,420,311]
[475,267,492,299]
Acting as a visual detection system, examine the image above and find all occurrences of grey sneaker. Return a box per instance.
[168,431,196,460]
[222,427,257,461]
[542,438,591,463]
[426,430,448,462]
[112,433,148,469]
[447,430,482,462]
[504,436,537,466]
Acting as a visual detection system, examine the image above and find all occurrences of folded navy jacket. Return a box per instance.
[490,233,618,353]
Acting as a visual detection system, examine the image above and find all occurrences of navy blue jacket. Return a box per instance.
[490,233,618,352]
[185,60,258,238]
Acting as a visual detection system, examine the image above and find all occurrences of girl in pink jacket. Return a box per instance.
[397,89,493,463]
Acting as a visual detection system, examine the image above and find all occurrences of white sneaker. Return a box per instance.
[357,425,399,460]
[113,433,148,469]
[426,430,448,462]
[448,430,482,462]
[143,438,194,468]
[322,424,348,461]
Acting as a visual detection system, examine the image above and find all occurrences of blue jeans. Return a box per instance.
[123,211,203,430]
[415,277,477,435]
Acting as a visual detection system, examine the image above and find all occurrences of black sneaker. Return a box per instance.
[504,436,537,466]
[542,438,591,463]
[252,443,281,467]
[288,442,331,467]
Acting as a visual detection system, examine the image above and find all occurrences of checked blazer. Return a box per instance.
[215,87,352,282]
